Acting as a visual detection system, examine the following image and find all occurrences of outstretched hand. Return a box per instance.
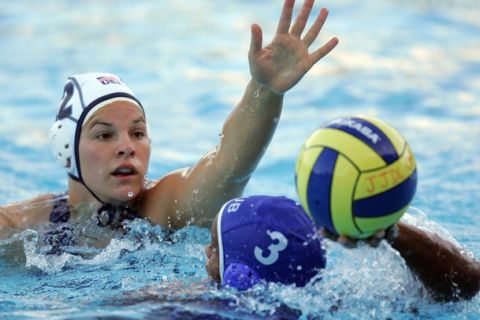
[248,0,338,95]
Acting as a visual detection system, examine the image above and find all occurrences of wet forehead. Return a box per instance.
[86,102,145,128]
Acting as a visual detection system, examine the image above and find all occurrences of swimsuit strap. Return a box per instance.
[49,192,70,223]
[44,193,75,255]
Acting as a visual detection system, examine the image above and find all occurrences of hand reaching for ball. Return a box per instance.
[319,224,399,248]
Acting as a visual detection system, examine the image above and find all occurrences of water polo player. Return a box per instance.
[205,196,480,301]
[205,195,326,290]
[0,0,339,241]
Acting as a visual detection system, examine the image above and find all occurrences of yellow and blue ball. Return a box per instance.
[295,115,417,239]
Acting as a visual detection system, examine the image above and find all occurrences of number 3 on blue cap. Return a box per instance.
[254,231,288,265]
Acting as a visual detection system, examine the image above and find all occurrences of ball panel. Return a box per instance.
[355,144,417,199]
[353,169,417,218]
[330,155,361,237]
[295,145,324,219]
[356,115,406,156]
[355,206,407,238]
[305,128,386,171]
[306,147,339,234]
[323,116,399,164]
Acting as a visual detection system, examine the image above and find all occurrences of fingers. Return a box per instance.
[302,8,329,47]
[319,227,337,241]
[249,24,263,56]
[321,226,392,249]
[310,37,339,63]
[319,228,356,248]
[276,0,295,34]
[337,235,358,249]
[290,0,314,37]
[374,229,386,239]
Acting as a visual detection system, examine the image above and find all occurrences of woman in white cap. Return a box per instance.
[0,1,338,247]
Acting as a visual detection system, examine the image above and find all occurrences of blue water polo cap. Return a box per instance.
[217,195,326,290]
[49,73,145,182]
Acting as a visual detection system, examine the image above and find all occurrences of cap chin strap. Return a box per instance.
[71,174,138,228]
[90,188,138,228]
[96,202,139,228]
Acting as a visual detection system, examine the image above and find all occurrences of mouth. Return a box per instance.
[111,165,138,177]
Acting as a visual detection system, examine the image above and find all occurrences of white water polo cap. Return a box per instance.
[49,73,145,182]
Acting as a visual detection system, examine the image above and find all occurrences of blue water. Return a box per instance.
[1,0,480,318]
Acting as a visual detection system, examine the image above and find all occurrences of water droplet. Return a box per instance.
[127,191,134,198]
[253,89,260,98]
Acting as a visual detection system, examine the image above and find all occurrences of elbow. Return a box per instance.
[223,172,252,185]
[207,149,256,186]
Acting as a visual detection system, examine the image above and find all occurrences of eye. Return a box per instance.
[133,130,146,139]
[96,132,113,140]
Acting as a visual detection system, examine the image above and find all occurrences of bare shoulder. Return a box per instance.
[140,164,240,229]
[140,168,190,228]
[0,193,56,234]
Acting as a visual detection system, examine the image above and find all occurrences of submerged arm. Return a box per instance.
[390,221,480,301]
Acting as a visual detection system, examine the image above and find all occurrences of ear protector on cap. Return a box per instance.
[223,263,260,290]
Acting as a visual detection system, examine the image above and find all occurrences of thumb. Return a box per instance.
[249,23,263,58]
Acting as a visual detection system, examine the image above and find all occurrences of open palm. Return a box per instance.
[249,0,338,94]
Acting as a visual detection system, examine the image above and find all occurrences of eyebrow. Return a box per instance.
[88,118,146,130]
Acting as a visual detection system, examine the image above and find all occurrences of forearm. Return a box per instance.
[0,225,19,240]
[389,221,480,301]
[215,79,283,183]
[0,208,17,239]
[0,196,52,236]
[171,80,283,227]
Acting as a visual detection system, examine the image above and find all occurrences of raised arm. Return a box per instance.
[149,0,338,228]
[207,0,338,182]
[389,221,480,301]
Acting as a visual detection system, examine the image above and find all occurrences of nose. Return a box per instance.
[117,134,135,157]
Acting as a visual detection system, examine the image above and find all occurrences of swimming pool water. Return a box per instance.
[1,0,479,319]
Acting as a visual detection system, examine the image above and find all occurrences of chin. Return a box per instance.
[109,187,142,203]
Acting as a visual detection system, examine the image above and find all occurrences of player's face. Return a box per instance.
[205,215,221,283]
[79,100,151,204]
